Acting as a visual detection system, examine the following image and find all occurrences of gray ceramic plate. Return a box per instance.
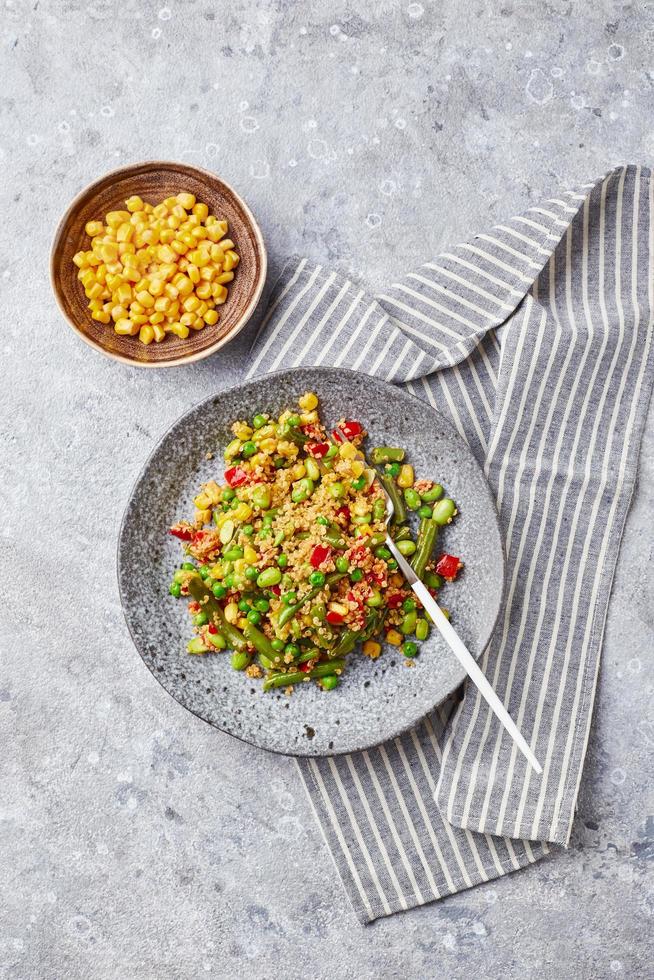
[118,367,504,756]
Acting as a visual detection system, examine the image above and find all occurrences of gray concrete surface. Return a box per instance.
[1,1,653,978]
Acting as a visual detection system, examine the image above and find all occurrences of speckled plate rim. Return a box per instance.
[49,160,267,369]
[117,366,506,756]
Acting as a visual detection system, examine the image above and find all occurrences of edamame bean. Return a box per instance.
[335,556,349,573]
[420,484,444,502]
[328,481,345,499]
[396,539,417,556]
[365,589,383,608]
[251,485,271,509]
[231,651,251,671]
[425,571,443,590]
[432,498,457,525]
[187,637,208,655]
[400,610,417,634]
[252,414,267,429]
[291,477,314,503]
[212,582,227,598]
[223,546,244,561]
[208,631,227,649]
[256,567,282,588]
[305,458,320,481]
[194,612,209,627]
[415,619,429,641]
[404,488,421,511]
[241,441,257,458]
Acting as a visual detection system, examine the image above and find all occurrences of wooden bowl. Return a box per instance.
[50,161,267,368]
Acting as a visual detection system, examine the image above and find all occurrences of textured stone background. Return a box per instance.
[1,1,653,978]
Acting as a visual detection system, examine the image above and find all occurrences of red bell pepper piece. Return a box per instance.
[326,610,345,625]
[333,420,363,442]
[270,584,281,596]
[299,662,312,672]
[169,524,194,541]
[336,505,350,522]
[435,553,463,580]
[207,623,217,634]
[310,544,331,568]
[307,442,330,458]
[387,593,404,609]
[224,466,248,488]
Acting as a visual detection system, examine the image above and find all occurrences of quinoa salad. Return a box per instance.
[168,392,463,693]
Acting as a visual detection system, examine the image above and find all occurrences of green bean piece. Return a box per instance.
[400,609,418,635]
[186,575,248,652]
[263,659,346,691]
[411,518,439,579]
[379,473,407,524]
[393,526,412,542]
[396,539,417,556]
[432,498,457,526]
[231,651,252,671]
[420,484,444,502]
[325,524,347,548]
[370,446,406,464]
[278,423,307,446]
[373,498,387,522]
[368,532,387,548]
[277,574,345,629]
[415,618,429,641]
[404,488,421,511]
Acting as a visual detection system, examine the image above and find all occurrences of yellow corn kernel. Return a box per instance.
[192,201,209,220]
[397,464,414,489]
[243,544,258,564]
[213,284,228,304]
[276,440,298,459]
[151,323,165,342]
[110,304,127,321]
[86,282,104,299]
[125,195,144,212]
[176,192,196,210]
[291,461,307,480]
[114,317,139,336]
[73,250,89,268]
[136,290,155,308]
[153,203,169,219]
[99,242,119,263]
[204,309,219,325]
[259,437,276,454]
[233,421,253,440]
[195,508,212,526]
[176,275,194,296]
[232,502,252,522]
[216,238,235,252]
[386,629,403,646]
[298,392,318,411]
[166,215,181,231]
[339,442,358,461]
[159,263,178,281]
[148,278,165,298]
[157,244,177,264]
[85,250,101,266]
[389,574,404,588]
[91,310,111,323]
[183,295,200,313]
[123,266,140,283]
[85,220,105,238]
[194,492,211,510]
[180,312,195,326]
[88,298,103,312]
[196,301,208,317]
[116,222,133,243]
[171,239,188,255]
[106,210,131,227]
[224,602,239,624]
[187,264,200,284]
[79,269,96,288]
[223,249,240,272]
[116,283,133,305]
[168,322,190,339]
[139,325,155,345]
[351,459,365,478]
[150,311,165,325]
[362,640,382,659]
[190,317,205,331]
[199,266,215,283]
[202,481,222,505]
[179,231,196,248]
[178,257,189,271]
[131,314,148,326]
[130,301,145,316]
[160,228,175,244]
[154,296,170,313]
[206,219,228,242]
[192,282,210,300]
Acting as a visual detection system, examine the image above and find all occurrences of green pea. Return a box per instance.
[285,642,300,658]
[254,598,270,613]
[238,599,251,612]
[194,611,209,626]
[402,641,418,658]
[374,545,392,560]
[223,546,244,562]
[373,499,387,522]
[404,488,421,511]
[425,571,443,590]
[305,458,320,481]
[402,598,416,612]
[415,619,429,641]
[350,568,363,583]
[252,414,267,429]
[199,565,210,580]
[169,581,182,597]
[223,573,235,589]
[231,651,251,671]
[281,591,297,604]
[386,462,401,477]
[421,484,444,502]
[251,485,272,510]
[181,561,196,571]
[244,566,259,582]
[212,582,227,599]
[396,539,417,556]
[351,476,366,491]
[221,487,236,502]
[328,481,345,499]
[274,456,285,469]
[242,524,254,536]
[208,631,226,649]
[418,505,433,519]
[309,570,326,587]
[287,414,300,427]
[247,609,262,625]
[400,610,417,634]
[316,515,330,526]
[387,559,398,570]
[258,527,272,540]
[277,554,288,568]
[257,567,282,588]
[262,512,276,525]
[271,638,285,652]
[366,589,383,608]
[241,441,257,458]
[321,675,339,690]
[335,556,349,573]
[432,498,457,525]
[187,637,208,655]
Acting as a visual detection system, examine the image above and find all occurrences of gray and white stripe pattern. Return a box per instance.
[246,166,654,922]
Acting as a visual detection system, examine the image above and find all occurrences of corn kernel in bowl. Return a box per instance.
[72,193,240,345]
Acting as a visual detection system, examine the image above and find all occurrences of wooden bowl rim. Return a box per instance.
[49,160,267,369]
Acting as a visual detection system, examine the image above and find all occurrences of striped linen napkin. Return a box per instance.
[245,165,654,922]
